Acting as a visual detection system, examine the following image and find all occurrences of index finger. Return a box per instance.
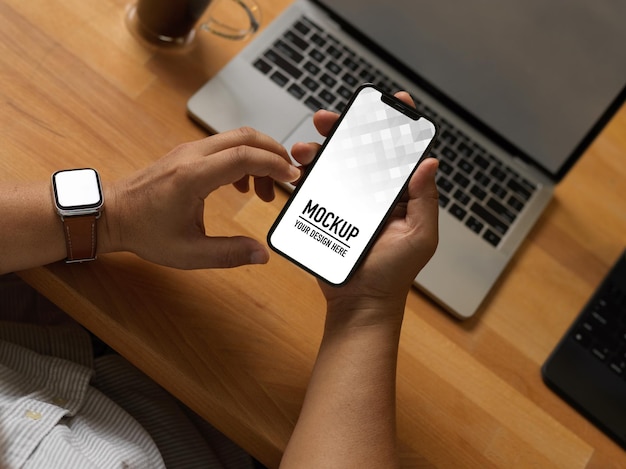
[196,144,300,197]
[197,127,292,163]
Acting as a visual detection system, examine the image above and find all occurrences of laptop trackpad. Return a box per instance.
[282,115,323,165]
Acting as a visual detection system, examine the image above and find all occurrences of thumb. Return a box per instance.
[188,236,270,269]
[406,157,440,242]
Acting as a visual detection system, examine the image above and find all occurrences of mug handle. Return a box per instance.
[201,0,261,40]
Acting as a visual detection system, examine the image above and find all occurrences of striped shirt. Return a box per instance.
[0,321,254,469]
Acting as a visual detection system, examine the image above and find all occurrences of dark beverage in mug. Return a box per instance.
[135,0,212,42]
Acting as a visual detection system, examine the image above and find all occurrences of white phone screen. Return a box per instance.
[268,85,437,285]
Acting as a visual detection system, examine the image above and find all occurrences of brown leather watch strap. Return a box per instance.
[62,214,98,262]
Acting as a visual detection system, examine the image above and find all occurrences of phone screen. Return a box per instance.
[268,85,437,285]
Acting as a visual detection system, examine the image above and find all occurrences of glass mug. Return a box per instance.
[126,0,261,47]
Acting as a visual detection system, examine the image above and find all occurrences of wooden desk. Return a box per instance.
[2,0,625,466]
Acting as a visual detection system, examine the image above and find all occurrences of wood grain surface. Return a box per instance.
[2,0,625,467]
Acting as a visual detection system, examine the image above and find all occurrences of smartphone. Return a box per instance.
[267,84,438,285]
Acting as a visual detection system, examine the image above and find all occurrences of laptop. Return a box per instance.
[187,0,626,319]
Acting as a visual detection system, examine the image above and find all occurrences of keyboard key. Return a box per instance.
[490,165,507,181]
[474,153,490,169]
[327,44,343,59]
[359,69,376,82]
[335,101,347,113]
[436,176,454,194]
[320,73,337,88]
[309,49,325,62]
[293,20,310,36]
[491,183,508,199]
[337,85,353,100]
[609,361,625,376]
[487,198,517,224]
[572,327,593,347]
[470,185,487,201]
[265,50,303,79]
[474,171,491,187]
[311,33,326,47]
[287,83,306,99]
[440,129,457,145]
[507,195,524,212]
[438,160,453,176]
[285,30,309,51]
[326,33,339,44]
[591,346,609,361]
[325,61,342,75]
[441,146,457,162]
[270,71,289,87]
[521,177,537,192]
[303,61,321,76]
[457,141,474,157]
[275,40,304,63]
[319,89,336,105]
[377,81,392,93]
[458,159,474,176]
[253,58,272,74]
[302,76,320,91]
[483,229,501,246]
[453,172,470,188]
[449,203,467,221]
[507,178,533,201]
[304,96,323,112]
[453,189,471,206]
[301,17,321,31]
[342,72,359,87]
[466,216,484,234]
[343,56,359,71]
[470,202,509,234]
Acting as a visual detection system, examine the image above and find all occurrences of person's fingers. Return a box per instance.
[194,127,291,161]
[312,109,340,137]
[408,157,439,202]
[193,144,300,197]
[394,91,415,108]
[181,235,270,269]
[405,157,440,248]
[290,141,320,167]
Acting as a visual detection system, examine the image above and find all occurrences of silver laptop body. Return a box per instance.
[188,0,626,318]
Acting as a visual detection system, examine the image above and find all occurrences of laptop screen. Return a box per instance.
[316,0,626,179]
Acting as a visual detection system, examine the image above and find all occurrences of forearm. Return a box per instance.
[0,180,118,274]
[0,181,66,274]
[281,300,405,469]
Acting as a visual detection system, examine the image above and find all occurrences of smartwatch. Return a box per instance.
[52,168,104,263]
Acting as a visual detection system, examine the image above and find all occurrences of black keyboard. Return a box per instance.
[543,248,626,450]
[253,15,537,247]
[253,17,402,115]
[571,272,626,373]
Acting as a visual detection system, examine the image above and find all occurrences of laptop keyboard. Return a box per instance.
[252,15,538,247]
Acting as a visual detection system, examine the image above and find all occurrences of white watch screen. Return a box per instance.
[54,168,102,209]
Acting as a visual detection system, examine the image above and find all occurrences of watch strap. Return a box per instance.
[62,214,98,262]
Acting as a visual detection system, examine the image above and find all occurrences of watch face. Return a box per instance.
[53,168,103,211]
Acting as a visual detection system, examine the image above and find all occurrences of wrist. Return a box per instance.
[324,295,406,334]
[97,181,124,255]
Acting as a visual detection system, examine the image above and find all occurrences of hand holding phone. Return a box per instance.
[268,85,438,285]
